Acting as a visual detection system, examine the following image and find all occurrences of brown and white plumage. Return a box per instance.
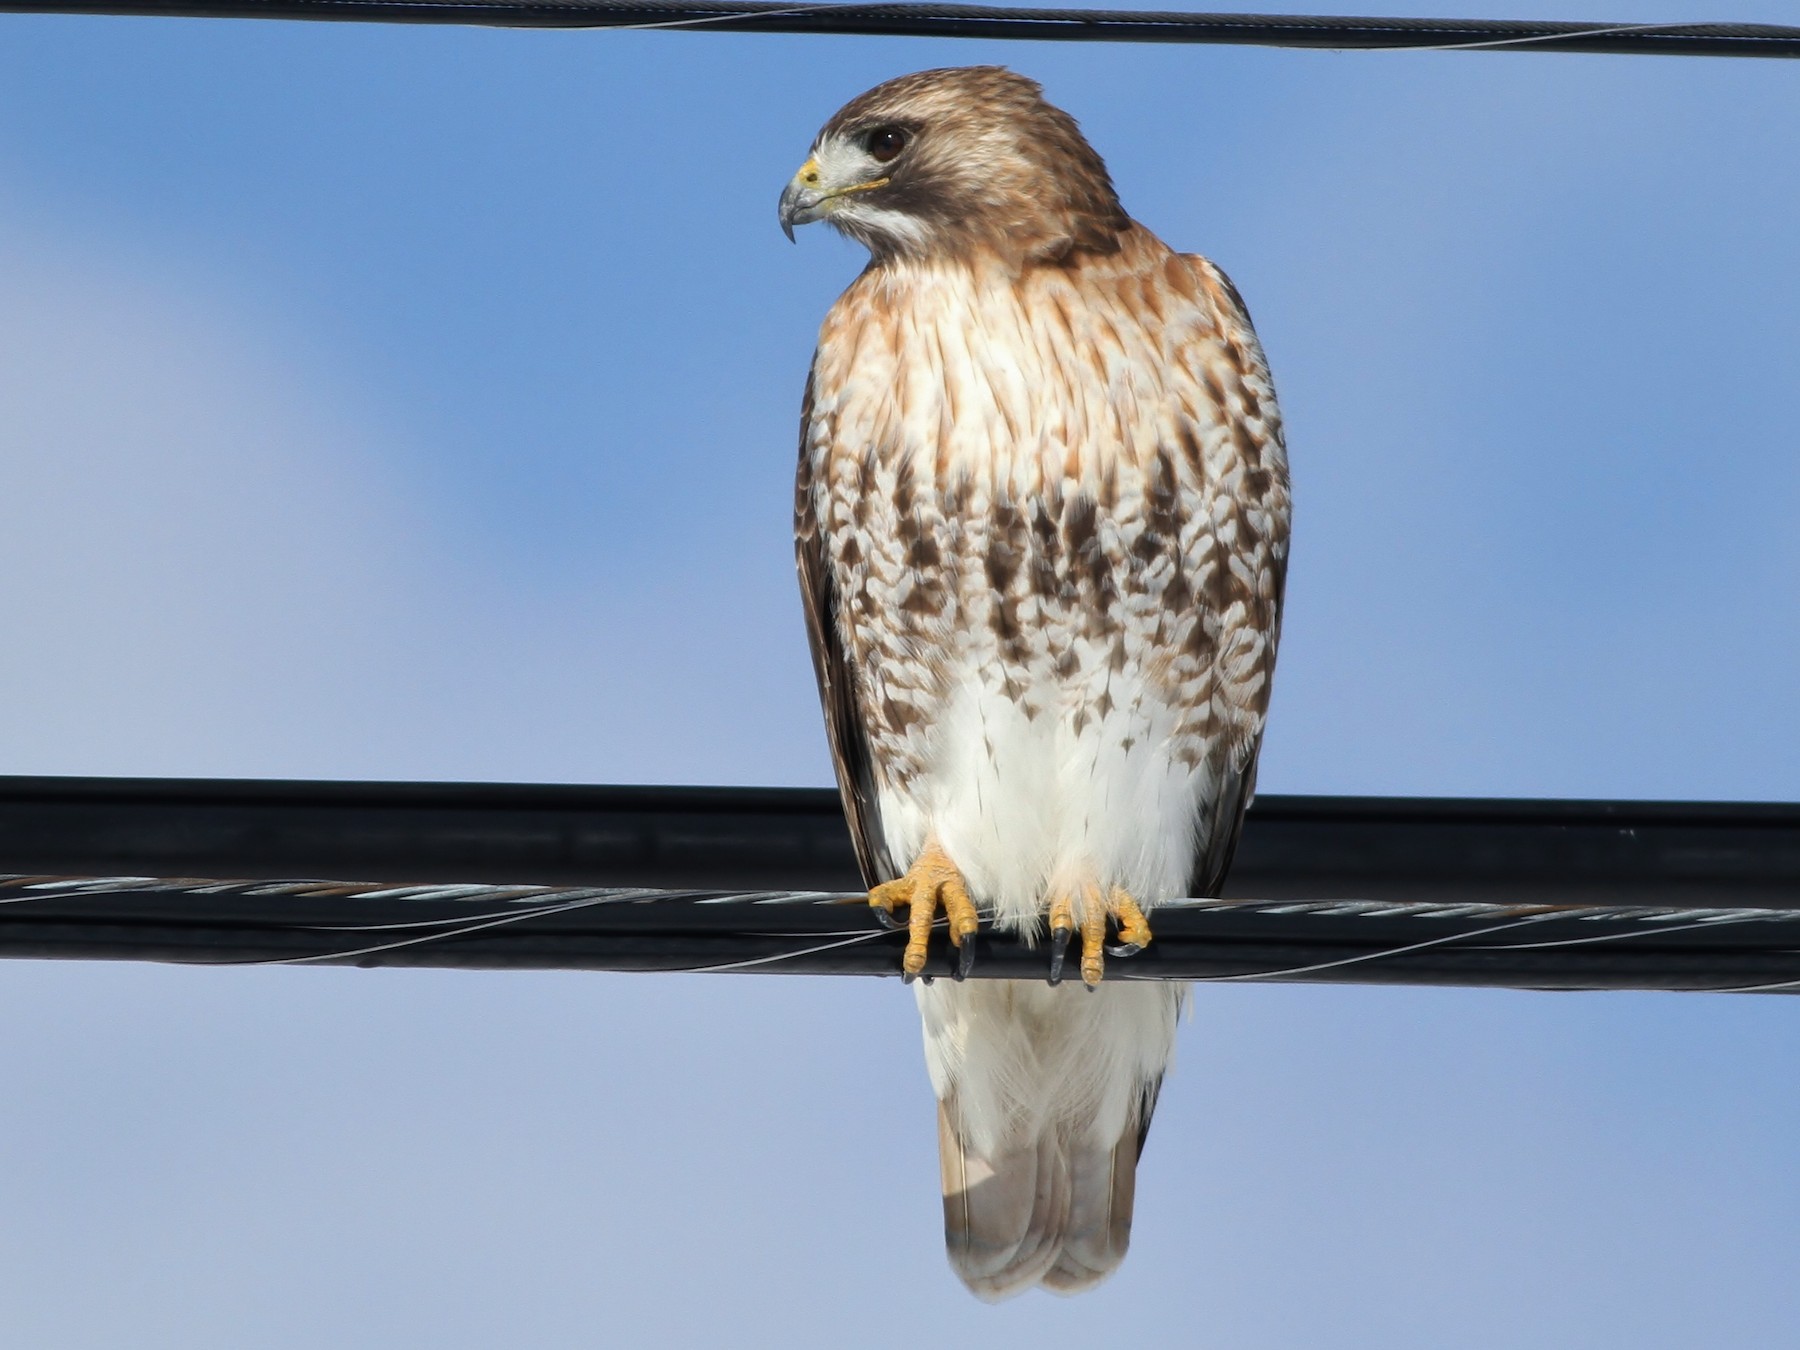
[782,67,1290,1299]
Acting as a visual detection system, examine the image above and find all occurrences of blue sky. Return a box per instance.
[0,6,1796,1346]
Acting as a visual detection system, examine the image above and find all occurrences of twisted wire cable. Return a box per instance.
[1,2,1797,58]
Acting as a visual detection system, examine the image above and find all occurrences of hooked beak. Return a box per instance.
[778,156,828,243]
[778,154,891,242]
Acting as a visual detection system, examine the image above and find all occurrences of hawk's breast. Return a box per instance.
[799,229,1288,926]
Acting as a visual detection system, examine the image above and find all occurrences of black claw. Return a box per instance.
[1047,925,1072,986]
[901,967,917,985]
[872,905,903,931]
[954,936,975,981]
[1106,941,1143,958]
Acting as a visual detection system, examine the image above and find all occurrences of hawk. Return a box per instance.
[779,67,1289,1299]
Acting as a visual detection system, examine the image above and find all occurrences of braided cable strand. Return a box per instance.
[0,1,1796,57]
[5,874,1800,990]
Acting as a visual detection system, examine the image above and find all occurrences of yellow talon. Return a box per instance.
[1044,882,1154,988]
[1080,882,1108,988]
[868,840,979,982]
[1110,887,1153,953]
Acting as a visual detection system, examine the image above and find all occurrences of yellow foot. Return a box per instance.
[1047,884,1154,989]
[868,841,980,983]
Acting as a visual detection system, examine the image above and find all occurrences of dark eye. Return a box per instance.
[865,127,907,164]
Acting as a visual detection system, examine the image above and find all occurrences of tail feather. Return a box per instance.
[938,1096,1150,1301]
[919,978,1181,1300]
[1041,1125,1139,1293]
[999,1126,1068,1289]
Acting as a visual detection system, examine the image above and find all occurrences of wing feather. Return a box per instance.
[794,371,896,888]
[1175,255,1290,900]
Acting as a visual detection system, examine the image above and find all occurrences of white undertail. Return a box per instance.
[920,979,1183,1298]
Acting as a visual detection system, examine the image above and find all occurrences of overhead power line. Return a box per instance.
[0,2,1797,58]
[2,775,1798,992]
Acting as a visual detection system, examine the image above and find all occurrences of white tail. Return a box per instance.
[938,1095,1146,1298]
[917,978,1181,1300]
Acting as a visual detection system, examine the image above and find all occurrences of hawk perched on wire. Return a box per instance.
[780,67,1289,1299]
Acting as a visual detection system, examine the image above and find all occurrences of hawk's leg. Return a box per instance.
[1048,883,1154,988]
[868,840,980,983]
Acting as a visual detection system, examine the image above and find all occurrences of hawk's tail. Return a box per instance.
[919,978,1179,1301]
[937,1093,1150,1299]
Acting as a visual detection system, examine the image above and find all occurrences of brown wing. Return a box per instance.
[1176,256,1291,901]
[794,371,896,889]
[1187,758,1259,900]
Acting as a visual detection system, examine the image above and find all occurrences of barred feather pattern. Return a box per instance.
[798,225,1288,929]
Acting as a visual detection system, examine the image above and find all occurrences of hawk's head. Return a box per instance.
[778,67,1130,265]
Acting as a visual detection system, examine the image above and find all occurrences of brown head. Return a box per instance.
[777,67,1130,266]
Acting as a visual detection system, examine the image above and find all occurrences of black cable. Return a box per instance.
[6,776,1800,908]
[4,778,1800,989]
[5,875,1800,990]
[0,1,1796,59]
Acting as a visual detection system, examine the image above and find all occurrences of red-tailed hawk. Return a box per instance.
[780,67,1289,1299]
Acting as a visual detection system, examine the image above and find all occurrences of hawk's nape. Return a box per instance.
[783,66,1289,1299]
